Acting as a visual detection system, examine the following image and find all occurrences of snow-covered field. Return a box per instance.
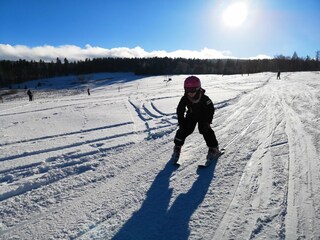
[0,71,319,240]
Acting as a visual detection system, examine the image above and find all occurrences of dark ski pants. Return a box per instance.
[174,119,218,148]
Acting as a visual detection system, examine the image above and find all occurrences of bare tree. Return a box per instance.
[292,51,299,60]
[316,50,320,61]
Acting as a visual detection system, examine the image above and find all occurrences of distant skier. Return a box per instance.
[27,89,33,101]
[87,88,91,95]
[277,71,281,79]
[173,76,220,160]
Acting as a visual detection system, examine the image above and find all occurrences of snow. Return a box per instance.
[1,71,320,240]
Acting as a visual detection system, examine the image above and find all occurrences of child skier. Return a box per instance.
[173,76,220,160]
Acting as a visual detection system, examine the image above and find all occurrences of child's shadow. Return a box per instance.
[113,159,217,240]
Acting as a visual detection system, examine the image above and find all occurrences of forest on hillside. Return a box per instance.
[1,53,320,87]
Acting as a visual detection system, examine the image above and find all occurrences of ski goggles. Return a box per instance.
[185,87,199,93]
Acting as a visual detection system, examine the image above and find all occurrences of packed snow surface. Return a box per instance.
[0,72,320,240]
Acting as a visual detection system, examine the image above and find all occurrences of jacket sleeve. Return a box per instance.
[177,96,187,125]
[204,96,215,123]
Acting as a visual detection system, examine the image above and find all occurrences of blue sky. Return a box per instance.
[0,0,319,61]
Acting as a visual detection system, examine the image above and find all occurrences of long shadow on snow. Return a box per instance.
[113,158,217,240]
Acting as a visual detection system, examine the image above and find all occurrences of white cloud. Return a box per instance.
[248,54,273,60]
[0,44,271,61]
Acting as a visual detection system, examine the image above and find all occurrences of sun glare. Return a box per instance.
[222,2,248,27]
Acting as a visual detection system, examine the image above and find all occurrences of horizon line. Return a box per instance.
[0,44,273,62]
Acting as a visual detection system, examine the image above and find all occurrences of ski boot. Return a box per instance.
[172,145,181,164]
[207,147,221,161]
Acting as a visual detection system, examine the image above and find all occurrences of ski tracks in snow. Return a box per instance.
[0,88,179,239]
[211,75,320,240]
[1,72,320,240]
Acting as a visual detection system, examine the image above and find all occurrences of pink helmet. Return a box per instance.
[184,76,201,91]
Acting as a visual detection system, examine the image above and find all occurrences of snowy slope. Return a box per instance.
[0,72,319,240]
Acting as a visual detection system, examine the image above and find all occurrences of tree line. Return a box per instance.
[0,52,319,87]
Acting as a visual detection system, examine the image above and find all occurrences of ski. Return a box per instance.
[198,149,225,168]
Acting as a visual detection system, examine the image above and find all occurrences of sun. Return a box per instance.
[222,2,248,27]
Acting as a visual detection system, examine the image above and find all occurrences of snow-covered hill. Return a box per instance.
[0,72,319,240]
